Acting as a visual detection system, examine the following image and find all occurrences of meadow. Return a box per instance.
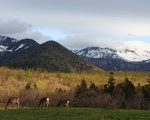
[0,107,150,120]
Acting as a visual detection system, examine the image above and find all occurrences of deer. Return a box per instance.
[5,97,20,110]
[39,97,50,107]
[57,100,70,107]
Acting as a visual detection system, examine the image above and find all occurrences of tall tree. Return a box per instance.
[104,72,115,95]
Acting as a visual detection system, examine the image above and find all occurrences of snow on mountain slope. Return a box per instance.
[76,47,121,59]
[0,35,18,52]
[117,49,150,61]
[0,35,39,52]
[75,47,150,62]
[0,45,7,52]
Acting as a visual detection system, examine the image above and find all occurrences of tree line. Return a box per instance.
[73,72,150,109]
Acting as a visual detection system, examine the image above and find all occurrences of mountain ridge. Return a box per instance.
[74,46,150,62]
[73,46,150,71]
[1,35,150,71]
[0,35,39,52]
[1,40,99,72]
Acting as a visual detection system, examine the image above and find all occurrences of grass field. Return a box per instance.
[0,107,150,120]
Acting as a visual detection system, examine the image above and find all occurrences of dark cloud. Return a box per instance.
[0,0,150,49]
[0,20,51,43]
[0,20,31,34]
[2,0,150,17]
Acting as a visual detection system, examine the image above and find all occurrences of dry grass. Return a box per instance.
[0,67,150,107]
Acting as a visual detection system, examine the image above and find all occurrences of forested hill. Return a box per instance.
[3,41,99,72]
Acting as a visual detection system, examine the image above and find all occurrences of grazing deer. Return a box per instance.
[39,97,50,107]
[57,100,69,107]
[5,97,20,110]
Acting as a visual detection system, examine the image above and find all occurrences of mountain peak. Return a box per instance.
[0,36,39,52]
[3,40,99,72]
[74,46,150,71]
[41,40,63,46]
[75,46,150,62]
[0,35,18,45]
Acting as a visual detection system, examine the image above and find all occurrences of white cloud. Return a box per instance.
[0,0,150,49]
[123,41,150,51]
[59,35,150,51]
[1,0,150,38]
[58,35,123,49]
[11,31,52,44]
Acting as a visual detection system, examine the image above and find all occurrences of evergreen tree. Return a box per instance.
[104,72,115,95]
[123,78,135,99]
[117,78,135,99]
[75,79,88,97]
[89,82,98,91]
[142,79,150,100]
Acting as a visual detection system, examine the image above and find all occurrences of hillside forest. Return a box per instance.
[0,67,150,110]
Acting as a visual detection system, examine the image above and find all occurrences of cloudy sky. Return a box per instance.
[0,0,150,50]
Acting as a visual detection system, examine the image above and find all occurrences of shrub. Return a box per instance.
[19,89,41,107]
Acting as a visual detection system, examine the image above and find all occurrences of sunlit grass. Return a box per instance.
[0,67,149,96]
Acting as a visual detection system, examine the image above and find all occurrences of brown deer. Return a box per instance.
[57,100,69,107]
[5,97,20,110]
[39,97,50,107]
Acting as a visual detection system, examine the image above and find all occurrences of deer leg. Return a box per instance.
[41,103,43,107]
[16,102,19,108]
[39,102,41,107]
[45,102,48,107]
[5,104,8,110]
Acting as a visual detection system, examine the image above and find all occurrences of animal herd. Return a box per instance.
[5,97,69,110]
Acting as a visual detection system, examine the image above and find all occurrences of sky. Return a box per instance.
[0,0,150,50]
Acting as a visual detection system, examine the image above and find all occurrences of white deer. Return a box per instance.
[5,97,20,110]
[39,97,50,107]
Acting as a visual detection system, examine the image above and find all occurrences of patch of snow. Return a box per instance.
[75,47,150,62]
[0,45,7,52]
[14,44,24,51]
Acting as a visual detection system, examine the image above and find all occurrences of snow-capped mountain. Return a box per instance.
[0,35,39,65]
[0,35,39,52]
[73,47,150,71]
[1,35,150,71]
[75,47,150,62]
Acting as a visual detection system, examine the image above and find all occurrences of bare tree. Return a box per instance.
[39,97,50,107]
[57,100,69,107]
[5,97,20,110]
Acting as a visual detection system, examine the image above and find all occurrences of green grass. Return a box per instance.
[0,107,150,120]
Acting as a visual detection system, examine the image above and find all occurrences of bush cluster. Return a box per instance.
[73,73,150,110]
